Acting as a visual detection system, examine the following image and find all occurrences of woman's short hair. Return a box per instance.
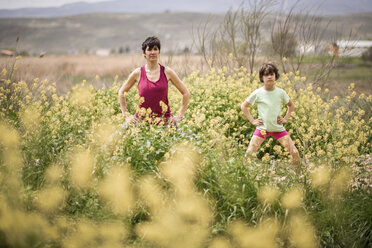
[259,62,280,82]
[142,36,161,52]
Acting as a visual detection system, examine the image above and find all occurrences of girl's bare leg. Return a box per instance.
[245,135,265,156]
[277,135,301,173]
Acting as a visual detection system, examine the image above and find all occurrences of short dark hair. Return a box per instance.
[259,62,280,82]
[142,36,161,53]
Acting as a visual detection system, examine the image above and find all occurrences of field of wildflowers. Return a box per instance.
[0,58,371,247]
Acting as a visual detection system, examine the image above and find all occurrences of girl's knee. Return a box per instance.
[246,147,255,154]
[247,142,260,152]
[290,148,300,158]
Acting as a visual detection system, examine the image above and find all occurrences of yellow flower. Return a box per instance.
[146,107,152,115]
[159,100,168,114]
[311,166,331,188]
[1,68,7,77]
[329,167,352,200]
[70,149,94,188]
[258,186,280,205]
[36,186,66,212]
[139,107,146,116]
[281,187,303,210]
[98,167,134,215]
[289,214,317,248]
[358,109,365,116]
[139,96,145,105]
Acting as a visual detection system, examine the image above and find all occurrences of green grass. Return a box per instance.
[300,56,368,66]
[297,56,372,94]
[329,65,372,82]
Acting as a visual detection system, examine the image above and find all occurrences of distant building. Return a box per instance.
[336,40,372,57]
[297,42,327,56]
[0,49,15,56]
[96,49,110,56]
[297,40,372,57]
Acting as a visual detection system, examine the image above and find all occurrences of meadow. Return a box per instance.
[1,54,371,95]
[0,55,208,94]
[0,55,371,247]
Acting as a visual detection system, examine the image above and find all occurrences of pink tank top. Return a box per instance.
[138,64,171,120]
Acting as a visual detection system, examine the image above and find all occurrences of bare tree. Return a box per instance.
[270,0,355,86]
[192,10,241,70]
[192,0,274,74]
[270,1,299,73]
[192,0,356,88]
[192,15,216,70]
[311,30,356,88]
[241,0,274,73]
[221,8,241,66]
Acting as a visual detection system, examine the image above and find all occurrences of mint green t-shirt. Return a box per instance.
[245,87,290,132]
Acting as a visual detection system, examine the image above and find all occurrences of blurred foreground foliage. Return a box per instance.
[0,62,371,247]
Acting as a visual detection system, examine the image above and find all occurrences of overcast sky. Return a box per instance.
[0,0,111,9]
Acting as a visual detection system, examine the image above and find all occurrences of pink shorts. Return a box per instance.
[253,129,288,140]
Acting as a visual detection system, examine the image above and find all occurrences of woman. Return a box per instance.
[118,36,190,126]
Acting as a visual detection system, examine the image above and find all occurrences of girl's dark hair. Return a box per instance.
[259,62,280,82]
[142,36,161,53]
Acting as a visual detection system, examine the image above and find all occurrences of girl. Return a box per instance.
[118,36,190,125]
[241,62,300,171]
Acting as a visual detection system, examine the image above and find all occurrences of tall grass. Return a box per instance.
[0,58,371,247]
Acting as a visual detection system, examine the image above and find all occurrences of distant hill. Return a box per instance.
[0,12,223,54]
[1,0,372,17]
[0,12,371,55]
